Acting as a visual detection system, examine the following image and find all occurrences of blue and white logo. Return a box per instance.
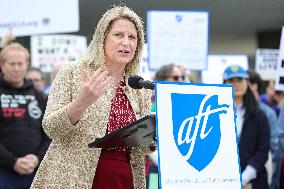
[171,94,230,171]
[175,14,183,22]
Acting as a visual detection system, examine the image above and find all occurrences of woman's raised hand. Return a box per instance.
[78,68,112,108]
[66,68,112,125]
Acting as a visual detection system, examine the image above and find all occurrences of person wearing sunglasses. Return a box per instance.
[155,63,185,82]
[145,63,184,189]
[25,67,46,93]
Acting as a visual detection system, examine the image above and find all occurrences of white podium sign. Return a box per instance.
[147,11,209,71]
[275,27,284,91]
[155,82,242,189]
[0,0,79,37]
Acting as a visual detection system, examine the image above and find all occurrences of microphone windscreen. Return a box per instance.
[128,75,144,89]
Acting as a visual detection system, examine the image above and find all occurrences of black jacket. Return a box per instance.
[239,107,270,189]
[0,75,50,170]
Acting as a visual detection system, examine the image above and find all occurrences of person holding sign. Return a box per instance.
[223,65,270,189]
[31,6,152,189]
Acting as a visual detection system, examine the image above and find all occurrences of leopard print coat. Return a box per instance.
[30,62,152,189]
[31,6,152,189]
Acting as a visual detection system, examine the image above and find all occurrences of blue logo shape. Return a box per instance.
[171,94,229,171]
[42,18,50,26]
[175,15,183,22]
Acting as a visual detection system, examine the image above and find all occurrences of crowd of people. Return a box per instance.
[0,5,284,189]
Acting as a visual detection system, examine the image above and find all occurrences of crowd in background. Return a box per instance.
[1,22,284,189]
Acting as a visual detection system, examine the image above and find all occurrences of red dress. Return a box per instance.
[92,80,136,189]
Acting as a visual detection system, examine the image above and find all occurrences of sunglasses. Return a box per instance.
[29,78,43,83]
[167,75,185,81]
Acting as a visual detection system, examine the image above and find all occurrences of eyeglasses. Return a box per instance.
[167,75,185,81]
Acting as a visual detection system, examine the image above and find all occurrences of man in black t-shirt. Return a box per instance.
[0,43,50,189]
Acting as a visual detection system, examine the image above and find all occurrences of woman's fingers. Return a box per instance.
[96,76,112,93]
[88,68,102,85]
[90,71,110,89]
[78,69,112,106]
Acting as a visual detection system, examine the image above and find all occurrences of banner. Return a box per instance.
[147,11,209,71]
[201,55,248,84]
[155,82,241,189]
[0,0,79,37]
[255,49,279,81]
[31,34,87,73]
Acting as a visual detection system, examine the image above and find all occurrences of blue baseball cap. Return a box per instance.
[223,65,248,81]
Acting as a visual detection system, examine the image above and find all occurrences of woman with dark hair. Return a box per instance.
[223,65,270,189]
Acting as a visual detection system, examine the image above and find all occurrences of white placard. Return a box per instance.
[147,11,209,71]
[0,0,79,37]
[275,27,284,91]
[31,35,87,73]
[156,82,241,189]
[255,49,279,81]
[201,55,249,84]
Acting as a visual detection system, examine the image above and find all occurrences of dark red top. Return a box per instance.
[92,80,136,189]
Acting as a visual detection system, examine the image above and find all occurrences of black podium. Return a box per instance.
[88,114,156,148]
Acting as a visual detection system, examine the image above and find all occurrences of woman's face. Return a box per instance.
[104,18,138,67]
[225,77,248,99]
[266,80,276,97]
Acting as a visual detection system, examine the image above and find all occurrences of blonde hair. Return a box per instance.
[79,6,144,76]
[0,42,30,63]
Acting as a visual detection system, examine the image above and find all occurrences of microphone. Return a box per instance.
[128,75,154,90]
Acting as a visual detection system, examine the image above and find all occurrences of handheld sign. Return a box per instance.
[147,11,209,71]
[201,55,248,84]
[155,82,242,189]
[0,0,79,37]
[30,34,87,73]
[275,27,284,91]
[255,49,279,81]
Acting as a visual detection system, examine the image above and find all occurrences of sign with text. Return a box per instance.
[31,34,87,73]
[201,55,248,84]
[155,82,242,189]
[275,27,284,91]
[147,11,209,71]
[255,49,279,81]
[0,0,79,37]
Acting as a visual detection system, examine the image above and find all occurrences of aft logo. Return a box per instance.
[171,94,230,171]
